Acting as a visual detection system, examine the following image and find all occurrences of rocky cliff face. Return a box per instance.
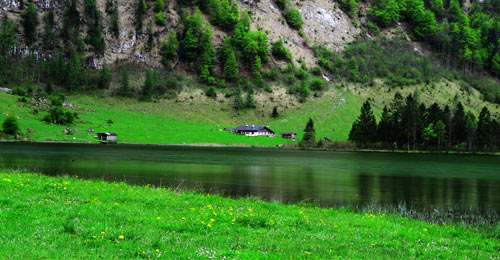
[0,0,359,69]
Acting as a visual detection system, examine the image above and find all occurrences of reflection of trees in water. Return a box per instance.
[356,174,500,210]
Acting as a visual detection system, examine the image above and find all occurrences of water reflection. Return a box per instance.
[1,142,500,210]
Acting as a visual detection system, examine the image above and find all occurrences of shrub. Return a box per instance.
[155,12,165,25]
[2,116,20,136]
[284,8,302,30]
[312,66,322,75]
[310,77,324,90]
[205,86,217,97]
[271,40,292,61]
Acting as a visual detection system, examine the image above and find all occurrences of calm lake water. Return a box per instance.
[1,142,500,210]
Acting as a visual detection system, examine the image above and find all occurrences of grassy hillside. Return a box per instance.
[2,76,500,146]
[1,171,499,259]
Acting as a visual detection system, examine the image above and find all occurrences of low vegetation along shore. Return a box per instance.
[1,171,499,259]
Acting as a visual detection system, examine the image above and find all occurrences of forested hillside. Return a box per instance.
[1,0,500,150]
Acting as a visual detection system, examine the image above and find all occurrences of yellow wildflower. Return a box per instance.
[181,217,186,220]
[207,224,212,227]
[424,228,428,232]
[210,218,215,222]
[156,249,160,252]
[118,235,124,239]
[156,217,161,220]
[114,202,119,206]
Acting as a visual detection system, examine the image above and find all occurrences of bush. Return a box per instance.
[310,77,324,90]
[2,116,20,136]
[271,40,292,61]
[155,12,165,25]
[312,66,322,75]
[284,8,303,30]
[11,87,27,97]
[205,86,217,97]
[274,0,288,10]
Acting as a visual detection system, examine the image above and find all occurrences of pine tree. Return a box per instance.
[2,116,20,136]
[22,2,39,46]
[223,50,238,81]
[349,100,377,146]
[252,56,262,78]
[302,118,316,147]
[376,106,392,143]
[67,52,82,93]
[434,120,446,151]
[109,0,120,38]
[42,10,55,50]
[136,0,147,32]
[119,68,132,96]
[161,32,179,68]
[0,17,17,56]
[453,102,466,146]
[233,87,244,110]
[141,69,155,101]
[476,106,493,150]
[245,88,256,108]
[199,28,216,72]
[181,28,199,62]
[272,106,279,118]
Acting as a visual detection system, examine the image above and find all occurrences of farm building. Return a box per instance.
[281,132,297,140]
[97,133,117,143]
[233,125,275,137]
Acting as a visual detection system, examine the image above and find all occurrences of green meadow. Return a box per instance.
[0,171,499,259]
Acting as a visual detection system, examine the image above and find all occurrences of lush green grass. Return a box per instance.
[1,77,499,147]
[1,171,499,259]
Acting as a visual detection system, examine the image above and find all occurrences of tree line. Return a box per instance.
[349,93,500,152]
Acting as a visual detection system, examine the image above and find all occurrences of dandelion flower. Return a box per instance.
[101,231,105,235]
[156,217,161,220]
[181,217,186,220]
[114,203,119,206]
[118,235,124,239]
[210,218,215,222]
[156,249,160,252]
[207,224,212,227]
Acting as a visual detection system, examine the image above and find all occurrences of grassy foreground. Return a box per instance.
[1,172,499,259]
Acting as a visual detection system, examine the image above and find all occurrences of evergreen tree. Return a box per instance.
[22,2,39,46]
[141,69,155,101]
[119,68,132,97]
[154,0,166,11]
[349,100,377,145]
[434,120,446,151]
[62,0,80,43]
[476,106,493,150]
[2,116,20,136]
[389,92,405,145]
[245,88,256,108]
[402,94,420,150]
[97,64,112,89]
[42,9,55,50]
[453,102,467,146]
[136,0,147,32]
[465,111,477,151]
[181,28,199,62]
[252,56,262,78]
[161,32,179,68]
[67,53,82,93]
[199,28,216,72]
[233,87,244,110]
[430,0,445,19]
[223,50,238,81]
[376,105,392,143]
[272,106,279,118]
[302,118,315,147]
[109,0,120,38]
[0,18,17,56]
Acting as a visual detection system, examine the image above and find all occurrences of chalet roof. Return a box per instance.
[234,126,274,133]
[97,132,117,136]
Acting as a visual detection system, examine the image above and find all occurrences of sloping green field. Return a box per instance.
[1,79,498,146]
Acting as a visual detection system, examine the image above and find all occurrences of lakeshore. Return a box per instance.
[1,171,499,259]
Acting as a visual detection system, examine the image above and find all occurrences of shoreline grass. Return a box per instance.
[1,171,499,259]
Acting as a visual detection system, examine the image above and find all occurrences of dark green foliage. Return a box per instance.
[476,107,494,150]
[136,0,147,32]
[146,21,154,52]
[2,116,20,136]
[302,118,315,147]
[349,100,377,145]
[312,66,322,76]
[453,102,466,146]
[339,0,359,18]
[118,68,132,97]
[62,0,80,43]
[161,33,179,68]
[274,0,288,10]
[42,10,55,50]
[141,69,156,101]
[271,40,292,62]
[314,39,440,86]
[67,53,83,93]
[42,93,76,125]
[205,0,239,30]
[109,0,120,38]
[233,87,245,110]
[310,78,324,91]
[22,2,39,46]
[205,86,217,97]
[0,18,17,56]
[199,28,216,73]
[245,88,256,108]
[272,106,279,118]
[283,8,303,30]
[154,0,166,11]
[370,0,400,27]
[223,50,239,81]
[85,0,105,55]
[156,12,166,25]
[97,64,112,89]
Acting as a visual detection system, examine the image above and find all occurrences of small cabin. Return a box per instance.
[233,125,275,137]
[97,132,117,142]
[281,132,297,140]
